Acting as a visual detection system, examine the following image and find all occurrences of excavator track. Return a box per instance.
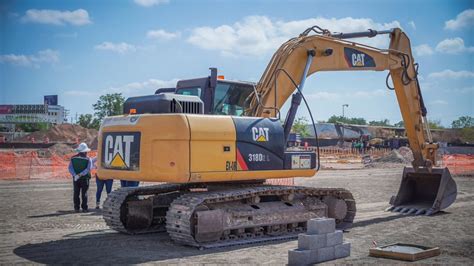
[166,185,356,248]
[103,183,194,234]
[103,183,355,248]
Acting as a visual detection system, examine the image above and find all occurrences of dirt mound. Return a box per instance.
[18,124,98,149]
[374,147,413,164]
[48,143,74,156]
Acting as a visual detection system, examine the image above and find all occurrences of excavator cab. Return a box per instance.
[173,68,254,116]
[389,167,457,215]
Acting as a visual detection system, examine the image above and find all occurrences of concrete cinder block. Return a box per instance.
[307,218,336,235]
[288,248,312,266]
[326,230,343,246]
[298,233,327,250]
[335,242,351,259]
[317,246,335,263]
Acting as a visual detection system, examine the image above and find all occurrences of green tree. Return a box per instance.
[393,121,404,128]
[428,119,444,129]
[460,128,474,143]
[451,116,473,128]
[368,119,391,126]
[77,114,100,129]
[93,93,125,120]
[327,115,367,125]
[292,116,310,137]
[16,122,49,132]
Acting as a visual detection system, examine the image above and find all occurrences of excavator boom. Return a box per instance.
[248,27,457,215]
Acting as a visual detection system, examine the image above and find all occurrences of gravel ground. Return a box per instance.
[0,165,473,264]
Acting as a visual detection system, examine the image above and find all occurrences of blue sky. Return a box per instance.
[1,0,473,126]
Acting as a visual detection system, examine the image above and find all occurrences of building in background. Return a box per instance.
[0,98,67,124]
[0,95,68,141]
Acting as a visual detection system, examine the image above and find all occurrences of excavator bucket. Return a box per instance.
[388,167,457,215]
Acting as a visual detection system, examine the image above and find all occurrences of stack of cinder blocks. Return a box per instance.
[288,218,350,265]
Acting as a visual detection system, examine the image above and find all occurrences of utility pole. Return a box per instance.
[342,104,349,118]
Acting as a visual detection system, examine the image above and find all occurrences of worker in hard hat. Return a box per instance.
[68,142,93,212]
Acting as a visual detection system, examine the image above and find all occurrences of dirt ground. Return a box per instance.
[1,165,473,264]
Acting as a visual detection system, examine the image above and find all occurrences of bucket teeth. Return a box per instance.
[415,209,426,215]
[425,208,435,216]
[389,167,457,217]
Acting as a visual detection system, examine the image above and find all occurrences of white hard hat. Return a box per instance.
[75,142,91,153]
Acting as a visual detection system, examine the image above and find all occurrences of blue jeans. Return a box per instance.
[96,178,113,203]
[120,180,140,187]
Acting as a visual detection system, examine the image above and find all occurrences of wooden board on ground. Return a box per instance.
[369,243,440,261]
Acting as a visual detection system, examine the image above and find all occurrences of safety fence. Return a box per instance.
[1,149,472,181]
[306,147,392,160]
[0,150,97,180]
[440,154,474,176]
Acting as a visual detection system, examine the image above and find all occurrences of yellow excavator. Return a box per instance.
[97,27,457,248]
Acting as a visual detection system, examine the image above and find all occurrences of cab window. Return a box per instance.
[176,87,202,97]
[212,82,253,116]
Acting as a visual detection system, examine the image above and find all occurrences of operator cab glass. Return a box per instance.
[212,81,254,116]
[176,87,202,97]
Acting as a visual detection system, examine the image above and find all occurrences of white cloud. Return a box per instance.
[147,29,181,40]
[428,69,474,79]
[306,89,385,100]
[134,0,169,7]
[64,90,100,97]
[55,32,78,39]
[414,44,434,56]
[107,78,179,95]
[435,37,474,54]
[430,100,448,105]
[408,21,416,30]
[444,86,474,94]
[187,16,400,56]
[306,91,340,100]
[94,42,136,54]
[22,9,91,26]
[352,89,385,98]
[0,49,59,67]
[64,78,179,99]
[444,9,474,30]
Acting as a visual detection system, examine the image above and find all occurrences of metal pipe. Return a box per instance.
[283,50,315,142]
[330,29,393,39]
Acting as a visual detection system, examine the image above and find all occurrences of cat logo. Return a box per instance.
[252,127,269,142]
[344,47,376,68]
[352,53,366,66]
[102,132,141,170]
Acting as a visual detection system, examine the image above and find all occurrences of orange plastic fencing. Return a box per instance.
[441,154,474,175]
[0,150,97,180]
[308,147,391,159]
[2,149,472,181]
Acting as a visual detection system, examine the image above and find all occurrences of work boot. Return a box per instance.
[74,209,80,213]
[82,209,89,213]
[96,202,100,209]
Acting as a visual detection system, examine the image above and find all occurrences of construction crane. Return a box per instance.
[97,27,457,248]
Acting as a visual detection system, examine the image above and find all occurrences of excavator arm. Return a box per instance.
[251,28,432,169]
[248,27,457,215]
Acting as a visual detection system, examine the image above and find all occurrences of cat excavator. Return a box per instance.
[97,27,457,248]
